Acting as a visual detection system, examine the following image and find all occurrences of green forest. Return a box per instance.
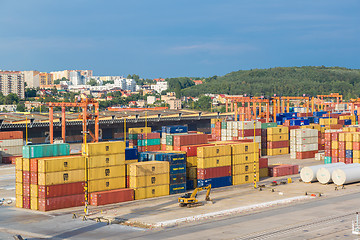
[180,66,360,99]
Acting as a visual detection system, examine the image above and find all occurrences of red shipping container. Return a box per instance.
[238,129,261,137]
[30,172,38,185]
[197,166,231,180]
[23,183,30,197]
[338,120,345,125]
[288,126,300,131]
[137,132,161,140]
[30,159,38,172]
[324,133,331,141]
[283,120,290,127]
[1,155,21,164]
[331,133,339,141]
[22,171,30,184]
[138,145,161,152]
[161,144,167,150]
[325,149,331,157]
[331,124,343,129]
[268,164,297,177]
[89,188,134,206]
[331,149,339,157]
[0,131,23,140]
[353,142,360,150]
[332,157,339,163]
[173,134,208,147]
[259,158,268,168]
[338,150,346,158]
[296,150,318,159]
[318,144,324,151]
[38,182,85,198]
[267,141,289,149]
[324,141,331,150]
[339,157,345,163]
[180,144,214,157]
[215,122,221,128]
[338,142,346,150]
[38,194,85,211]
[126,176,130,188]
[23,196,30,209]
[345,158,353,164]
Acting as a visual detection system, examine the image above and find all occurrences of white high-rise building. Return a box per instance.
[70,71,83,86]
[151,81,168,93]
[0,71,25,98]
[22,70,40,88]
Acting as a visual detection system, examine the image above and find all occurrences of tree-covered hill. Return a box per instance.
[181,66,360,99]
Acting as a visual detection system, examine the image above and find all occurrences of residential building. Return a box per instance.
[24,101,42,111]
[22,70,40,88]
[168,99,182,110]
[0,71,25,98]
[161,92,176,102]
[70,71,83,86]
[39,73,53,87]
[151,81,168,93]
[51,70,71,80]
[137,100,146,108]
[0,105,16,112]
[193,80,203,85]
[147,96,156,105]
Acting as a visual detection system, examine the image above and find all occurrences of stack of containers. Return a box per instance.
[259,157,269,178]
[82,141,126,197]
[125,147,138,187]
[353,132,360,163]
[329,130,343,163]
[128,127,152,148]
[137,132,161,152]
[162,125,188,150]
[339,115,356,125]
[231,142,259,185]
[290,129,318,159]
[172,134,208,151]
[128,161,169,200]
[260,123,277,156]
[197,145,232,188]
[324,131,332,164]
[267,126,289,156]
[211,119,223,141]
[268,164,299,177]
[0,131,23,164]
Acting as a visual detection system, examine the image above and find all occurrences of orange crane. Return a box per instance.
[47,98,99,144]
[317,93,343,110]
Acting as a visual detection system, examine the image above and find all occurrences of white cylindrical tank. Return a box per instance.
[316,163,358,184]
[300,163,345,183]
[332,165,360,185]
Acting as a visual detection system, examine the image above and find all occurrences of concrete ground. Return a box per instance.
[0,153,359,239]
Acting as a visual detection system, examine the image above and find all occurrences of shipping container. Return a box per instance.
[186,156,197,167]
[232,163,259,175]
[15,195,23,208]
[82,141,125,156]
[88,177,126,193]
[173,134,208,147]
[197,166,231,179]
[89,188,134,206]
[22,143,70,159]
[186,167,197,179]
[169,183,186,194]
[88,165,125,180]
[38,182,85,198]
[197,145,232,158]
[133,184,169,200]
[30,197,38,210]
[15,157,23,170]
[170,173,186,184]
[170,164,186,174]
[128,127,152,134]
[232,173,259,185]
[231,142,258,155]
[88,153,125,168]
[259,168,269,177]
[232,153,259,165]
[197,176,232,188]
[129,173,169,188]
[38,194,85,211]
[37,155,84,173]
[180,144,214,157]
[125,148,138,160]
[197,155,232,169]
[128,161,169,177]
[38,169,85,185]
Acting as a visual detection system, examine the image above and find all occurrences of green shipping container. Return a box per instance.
[261,122,278,129]
[221,122,227,129]
[22,143,70,159]
[166,135,173,145]
[324,156,332,164]
[128,134,138,140]
[138,138,161,147]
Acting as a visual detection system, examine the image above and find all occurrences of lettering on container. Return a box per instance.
[105,169,110,176]
[63,173,69,181]
[151,177,156,184]
[64,162,68,167]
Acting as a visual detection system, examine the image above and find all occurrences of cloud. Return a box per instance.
[167,42,258,55]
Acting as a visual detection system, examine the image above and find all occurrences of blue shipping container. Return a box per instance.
[197,176,232,188]
[344,119,352,125]
[165,153,186,165]
[170,173,186,184]
[125,147,138,160]
[289,119,310,126]
[164,125,188,134]
[138,152,150,162]
[313,111,327,117]
[186,179,195,190]
[346,150,353,158]
[170,164,186,174]
[169,183,186,194]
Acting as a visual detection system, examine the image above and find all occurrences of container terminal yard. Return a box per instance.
[1,94,360,239]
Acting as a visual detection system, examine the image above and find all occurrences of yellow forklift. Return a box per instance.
[178,184,212,208]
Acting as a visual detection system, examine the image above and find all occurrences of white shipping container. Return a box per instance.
[296,143,318,152]
[239,121,255,130]
[290,152,296,159]
[226,129,232,136]
[221,136,227,141]
[232,130,238,137]
[161,138,166,145]
[221,129,227,136]
[0,146,22,156]
[254,136,261,143]
[295,136,318,145]
[0,139,23,147]
[315,152,325,161]
[226,137,232,141]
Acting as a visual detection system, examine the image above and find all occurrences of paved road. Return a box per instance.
[0,191,359,239]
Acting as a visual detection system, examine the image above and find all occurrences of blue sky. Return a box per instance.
[1,0,359,78]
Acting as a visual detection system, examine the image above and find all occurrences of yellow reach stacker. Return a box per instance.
[178,184,212,208]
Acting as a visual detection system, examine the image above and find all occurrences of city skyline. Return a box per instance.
[1,0,359,78]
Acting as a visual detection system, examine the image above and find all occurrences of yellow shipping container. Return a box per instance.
[30,184,38,198]
[125,159,138,164]
[30,197,38,210]
[134,184,169,200]
[346,141,353,150]
[267,134,289,142]
[197,145,232,158]
[232,172,259,185]
[345,132,353,142]
[338,133,346,142]
[129,161,169,177]
[15,182,22,195]
[197,155,231,169]
[88,165,125,180]
[353,158,360,163]
[186,156,197,167]
[22,158,30,171]
[38,156,84,173]
[126,160,138,175]
[16,195,23,208]
[319,118,338,125]
[38,169,84,185]
[332,141,339,150]
[15,170,22,183]
[320,126,330,133]
[88,154,125,168]
[88,177,126,193]
[186,167,197,179]
[353,150,360,159]
[267,126,289,135]
[231,142,258,155]
[259,168,269,178]
[128,127,152,134]
[353,133,360,142]
[267,148,289,156]
[232,163,259,175]
[82,141,126,156]
[166,145,173,151]
[129,173,169,188]
[232,153,259,165]
[15,157,23,171]
[343,126,358,132]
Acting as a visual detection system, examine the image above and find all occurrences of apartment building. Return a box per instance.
[22,70,40,88]
[0,71,25,98]
[39,73,53,87]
